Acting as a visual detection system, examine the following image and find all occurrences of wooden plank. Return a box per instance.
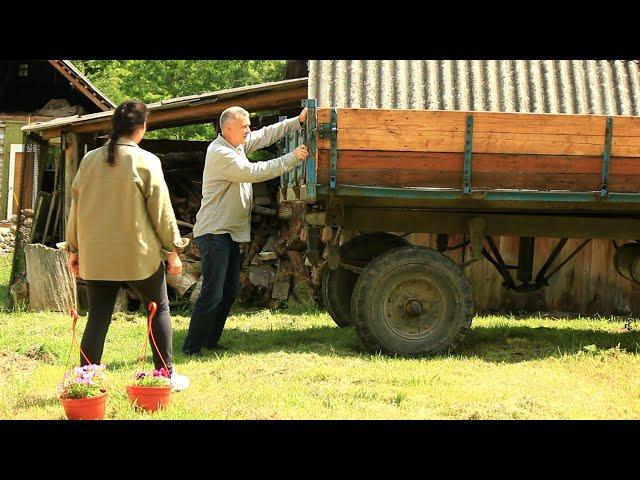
[611,238,635,315]
[319,129,640,157]
[64,132,79,227]
[319,150,640,175]
[319,108,640,136]
[499,235,524,313]
[630,282,640,316]
[600,240,619,315]
[318,168,640,192]
[318,150,640,192]
[318,108,640,157]
[577,239,593,314]
[586,239,611,315]
[568,239,586,313]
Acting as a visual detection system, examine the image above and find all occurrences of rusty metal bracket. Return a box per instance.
[600,117,613,198]
[326,195,344,226]
[462,115,474,195]
[318,108,338,192]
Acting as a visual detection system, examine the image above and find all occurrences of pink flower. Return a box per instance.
[152,368,170,378]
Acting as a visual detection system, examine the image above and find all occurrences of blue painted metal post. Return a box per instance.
[302,99,317,202]
[291,131,299,185]
[278,115,288,190]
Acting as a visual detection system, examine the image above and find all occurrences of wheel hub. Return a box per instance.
[384,277,446,339]
[404,298,423,316]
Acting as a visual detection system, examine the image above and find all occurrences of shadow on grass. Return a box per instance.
[58,308,640,369]
[0,285,9,310]
[15,394,61,410]
[453,323,640,363]
[165,312,640,364]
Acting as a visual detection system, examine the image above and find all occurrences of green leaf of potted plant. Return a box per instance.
[127,367,171,412]
[126,302,172,412]
[58,364,108,420]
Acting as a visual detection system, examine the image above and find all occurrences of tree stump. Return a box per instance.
[24,243,77,312]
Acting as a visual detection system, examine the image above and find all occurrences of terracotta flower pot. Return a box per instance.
[127,384,171,412]
[60,390,108,420]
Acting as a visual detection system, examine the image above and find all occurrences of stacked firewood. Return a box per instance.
[158,152,325,310]
[0,210,34,254]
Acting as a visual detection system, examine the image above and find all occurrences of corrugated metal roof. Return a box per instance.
[22,78,308,133]
[309,60,640,116]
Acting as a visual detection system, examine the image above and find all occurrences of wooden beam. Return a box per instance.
[64,132,79,228]
[41,128,63,140]
[68,85,308,135]
[48,60,111,112]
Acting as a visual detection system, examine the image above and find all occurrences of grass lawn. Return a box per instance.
[1,253,639,420]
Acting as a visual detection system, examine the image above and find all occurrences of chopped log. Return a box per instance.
[166,259,200,297]
[243,223,270,268]
[24,243,77,312]
[182,233,200,260]
[278,203,293,219]
[238,269,272,307]
[261,235,276,252]
[253,205,276,216]
[272,258,292,301]
[287,251,315,308]
[189,276,203,306]
[248,265,276,289]
[176,220,194,229]
[271,281,290,301]
[288,201,306,243]
[253,182,272,206]
[311,259,326,288]
[258,252,278,261]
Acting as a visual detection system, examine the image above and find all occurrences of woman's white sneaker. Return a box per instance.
[170,372,190,392]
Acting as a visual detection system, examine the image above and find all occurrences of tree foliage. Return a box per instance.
[72,60,287,140]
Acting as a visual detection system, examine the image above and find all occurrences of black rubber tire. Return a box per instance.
[351,246,474,356]
[321,232,410,328]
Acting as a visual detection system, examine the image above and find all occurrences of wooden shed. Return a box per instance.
[10,76,307,309]
[0,60,115,220]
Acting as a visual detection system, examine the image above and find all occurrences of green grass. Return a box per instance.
[1,253,640,420]
[0,254,12,309]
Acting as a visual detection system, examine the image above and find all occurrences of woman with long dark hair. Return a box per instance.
[61,100,190,391]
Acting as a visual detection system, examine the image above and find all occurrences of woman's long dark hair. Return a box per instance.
[106,101,148,166]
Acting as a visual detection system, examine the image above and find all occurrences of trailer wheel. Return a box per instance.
[322,232,410,328]
[351,246,473,356]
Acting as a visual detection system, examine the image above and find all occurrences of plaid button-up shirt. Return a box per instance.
[193,117,302,242]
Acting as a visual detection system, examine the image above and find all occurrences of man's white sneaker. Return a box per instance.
[170,372,190,392]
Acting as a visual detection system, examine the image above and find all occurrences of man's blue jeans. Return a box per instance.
[182,233,241,354]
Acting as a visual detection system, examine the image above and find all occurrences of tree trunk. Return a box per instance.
[24,243,77,312]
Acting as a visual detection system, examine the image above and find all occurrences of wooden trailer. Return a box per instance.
[279,99,640,356]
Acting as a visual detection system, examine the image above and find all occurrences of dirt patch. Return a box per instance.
[0,351,37,376]
[23,345,56,364]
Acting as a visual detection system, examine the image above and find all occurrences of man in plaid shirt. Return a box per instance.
[182,106,308,356]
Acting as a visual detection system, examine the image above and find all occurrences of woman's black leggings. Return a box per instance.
[80,264,173,374]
